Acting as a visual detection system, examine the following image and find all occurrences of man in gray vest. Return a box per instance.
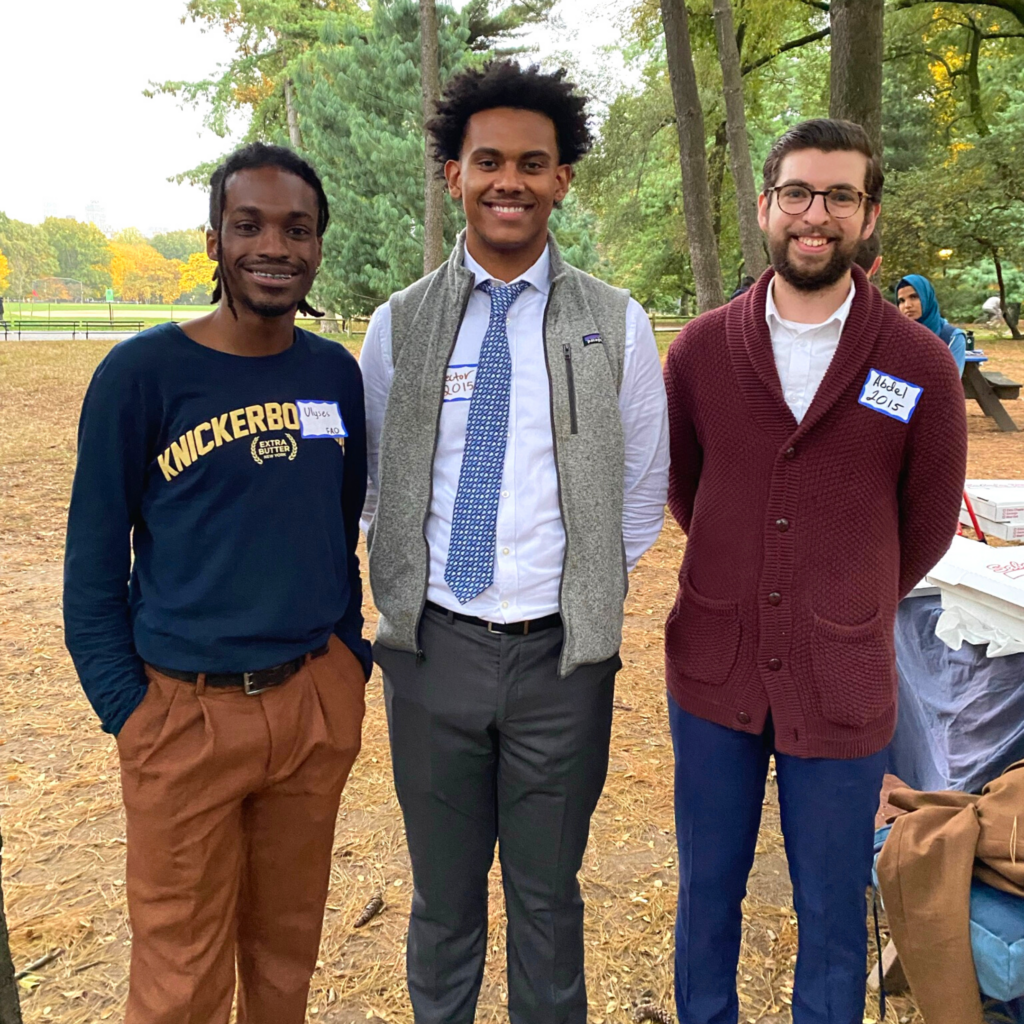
[360,61,669,1023]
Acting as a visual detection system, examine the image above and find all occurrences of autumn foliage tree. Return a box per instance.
[178,250,217,301]
[109,236,184,303]
[0,252,10,296]
[41,217,112,297]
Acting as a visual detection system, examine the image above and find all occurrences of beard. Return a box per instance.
[241,294,299,319]
[768,232,859,292]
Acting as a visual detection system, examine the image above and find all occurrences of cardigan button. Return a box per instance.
[767,592,782,606]
[775,518,790,532]
[784,446,796,459]
[737,711,751,725]
[767,657,782,672]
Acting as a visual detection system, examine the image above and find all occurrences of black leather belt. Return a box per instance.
[426,601,562,636]
[150,642,330,696]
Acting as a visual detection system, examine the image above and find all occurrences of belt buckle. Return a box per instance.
[243,672,268,696]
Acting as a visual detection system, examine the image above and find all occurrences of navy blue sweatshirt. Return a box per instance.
[63,323,371,735]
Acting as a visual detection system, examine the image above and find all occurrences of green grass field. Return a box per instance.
[1,302,358,335]
[3,302,216,321]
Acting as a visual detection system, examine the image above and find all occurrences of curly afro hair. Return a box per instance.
[427,60,593,167]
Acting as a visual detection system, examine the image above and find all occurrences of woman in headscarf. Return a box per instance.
[895,274,967,375]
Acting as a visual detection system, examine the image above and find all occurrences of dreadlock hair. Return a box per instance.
[427,61,594,169]
[208,142,329,319]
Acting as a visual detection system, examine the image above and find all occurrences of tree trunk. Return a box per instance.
[712,0,767,279]
[966,22,990,137]
[420,0,445,275]
[660,0,726,312]
[284,78,303,149]
[0,831,22,1024]
[993,249,1023,340]
[828,0,884,156]
[708,120,728,245]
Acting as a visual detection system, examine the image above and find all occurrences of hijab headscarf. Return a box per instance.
[896,273,967,374]
[896,274,946,336]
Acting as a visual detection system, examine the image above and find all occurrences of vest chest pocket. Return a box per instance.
[666,577,742,687]
[811,609,895,728]
[562,343,578,434]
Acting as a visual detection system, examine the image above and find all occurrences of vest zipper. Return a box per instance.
[543,288,570,677]
[563,343,579,435]
[415,282,475,660]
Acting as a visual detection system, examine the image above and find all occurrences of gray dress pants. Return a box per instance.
[375,606,619,1024]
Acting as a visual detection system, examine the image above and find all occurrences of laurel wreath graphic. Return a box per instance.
[249,434,297,464]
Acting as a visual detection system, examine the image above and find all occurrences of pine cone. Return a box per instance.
[633,1005,673,1024]
[354,892,384,928]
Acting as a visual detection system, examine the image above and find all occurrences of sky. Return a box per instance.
[0,0,628,238]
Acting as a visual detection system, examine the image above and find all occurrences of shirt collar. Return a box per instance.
[463,244,551,297]
[765,276,857,332]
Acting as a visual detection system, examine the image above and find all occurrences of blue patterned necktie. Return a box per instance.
[444,280,529,604]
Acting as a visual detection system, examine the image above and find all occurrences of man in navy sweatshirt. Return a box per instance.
[63,143,370,1024]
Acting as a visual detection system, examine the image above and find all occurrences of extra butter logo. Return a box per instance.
[250,433,298,465]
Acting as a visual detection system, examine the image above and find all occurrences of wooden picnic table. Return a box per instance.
[962,351,1020,432]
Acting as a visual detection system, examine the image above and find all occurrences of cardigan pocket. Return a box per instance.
[666,578,742,687]
[811,609,895,728]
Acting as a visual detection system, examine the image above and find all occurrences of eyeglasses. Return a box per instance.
[765,185,870,219]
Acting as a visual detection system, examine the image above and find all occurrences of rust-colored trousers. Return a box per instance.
[116,636,365,1024]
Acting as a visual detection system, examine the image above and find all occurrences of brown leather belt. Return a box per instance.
[426,601,562,636]
[150,642,330,696]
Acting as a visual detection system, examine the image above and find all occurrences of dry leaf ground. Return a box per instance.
[2,335,1023,1023]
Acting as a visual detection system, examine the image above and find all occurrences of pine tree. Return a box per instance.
[294,0,473,315]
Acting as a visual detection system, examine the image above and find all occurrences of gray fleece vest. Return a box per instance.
[368,232,630,677]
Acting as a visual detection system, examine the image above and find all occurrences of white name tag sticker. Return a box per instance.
[295,399,348,438]
[445,364,478,403]
[858,369,923,424]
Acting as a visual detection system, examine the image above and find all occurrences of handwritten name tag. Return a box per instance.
[858,369,923,424]
[295,399,348,438]
[445,364,477,402]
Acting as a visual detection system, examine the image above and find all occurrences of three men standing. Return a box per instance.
[64,144,370,1024]
[361,61,669,1024]
[61,81,970,1024]
[663,120,967,1023]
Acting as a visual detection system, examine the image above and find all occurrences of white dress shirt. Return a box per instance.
[765,278,856,422]
[360,245,670,623]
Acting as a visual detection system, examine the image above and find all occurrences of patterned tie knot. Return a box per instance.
[480,279,529,316]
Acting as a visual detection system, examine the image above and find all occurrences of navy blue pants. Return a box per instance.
[668,697,888,1024]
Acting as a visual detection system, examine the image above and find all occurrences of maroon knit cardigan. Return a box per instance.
[664,267,968,759]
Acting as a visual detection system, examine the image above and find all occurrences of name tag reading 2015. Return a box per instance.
[444,364,478,403]
[857,369,923,424]
[295,400,348,439]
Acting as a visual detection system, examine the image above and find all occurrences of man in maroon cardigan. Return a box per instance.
[663,119,967,1024]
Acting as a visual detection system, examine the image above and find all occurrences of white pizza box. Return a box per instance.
[906,578,941,598]
[925,535,1024,647]
[963,480,1024,521]
[958,509,1024,542]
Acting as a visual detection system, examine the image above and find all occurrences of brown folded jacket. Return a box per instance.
[876,760,1024,1024]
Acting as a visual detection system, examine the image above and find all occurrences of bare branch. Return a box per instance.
[741,27,832,75]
